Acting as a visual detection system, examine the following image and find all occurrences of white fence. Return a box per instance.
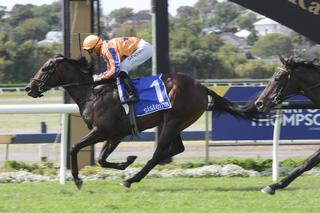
[0,104,79,185]
[0,104,283,184]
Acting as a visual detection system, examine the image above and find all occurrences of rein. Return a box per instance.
[33,56,94,92]
[43,81,94,90]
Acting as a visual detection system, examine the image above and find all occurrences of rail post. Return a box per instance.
[272,110,282,182]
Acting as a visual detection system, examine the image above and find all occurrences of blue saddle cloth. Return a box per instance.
[119,74,172,117]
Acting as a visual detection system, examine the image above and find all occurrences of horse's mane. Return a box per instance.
[55,54,95,75]
[287,57,320,71]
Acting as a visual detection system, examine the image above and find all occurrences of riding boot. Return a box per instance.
[119,71,139,104]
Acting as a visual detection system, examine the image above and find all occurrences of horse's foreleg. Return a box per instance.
[121,128,184,188]
[98,138,137,170]
[70,127,102,190]
[263,149,320,195]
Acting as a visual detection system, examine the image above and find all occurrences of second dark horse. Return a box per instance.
[25,55,259,189]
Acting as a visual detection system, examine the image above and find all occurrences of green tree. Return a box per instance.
[170,48,193,74]
[170,27,198,50]
[191,49,227,78]
[237,60,277,78]
[31,2,61,30]
[217,44,247,77]
[251,33,294,57]
[108,8,134,23]
[176,6,198,19]
[111,23,137,37]
[246,29,258,46]
[135,22,152,43]
[194,0,218,19]
[234,12,257,30]
[8,4,35,27]
[214,2,243,24]
[0,6,6,19]
[303,45,320,60]
[12,18,49,42]
[196,34,223,52]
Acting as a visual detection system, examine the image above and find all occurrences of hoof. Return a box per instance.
[74,179,83,190]
[127,156,137,164]
[120,181,131,188]
[261,186,275,195]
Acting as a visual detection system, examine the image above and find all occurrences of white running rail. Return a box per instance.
[0,104,79,185]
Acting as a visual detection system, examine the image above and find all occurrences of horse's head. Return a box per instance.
[255,56,298,113]
[25,54,94,98]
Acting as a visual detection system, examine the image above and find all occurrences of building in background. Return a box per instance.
[253,18,292,36]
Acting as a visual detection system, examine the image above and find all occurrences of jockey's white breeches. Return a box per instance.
[120,39,153,73]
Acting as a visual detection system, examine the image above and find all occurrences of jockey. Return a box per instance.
[82,34,153,103]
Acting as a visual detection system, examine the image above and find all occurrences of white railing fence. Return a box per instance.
[0,104,79,185]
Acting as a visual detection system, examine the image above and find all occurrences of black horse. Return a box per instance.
[255,56,320,195]
[26,55,259,189]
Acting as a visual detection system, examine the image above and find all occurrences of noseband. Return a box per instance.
[31,56,94,94]
[270,67,291,105]
[32,58,63,93]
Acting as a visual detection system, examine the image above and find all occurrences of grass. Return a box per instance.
[0,177,320,213]
[0,91,63,132]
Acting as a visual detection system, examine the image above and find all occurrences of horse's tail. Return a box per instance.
[206,87,263,121]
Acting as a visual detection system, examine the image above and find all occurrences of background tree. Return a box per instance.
[176,6,198,20]
[251,33,294,58]
[237,60,277,78]
[234,11,257,30]
[12,18,49,42]
[246,29,259,46]
[8,4,35,27]
[108,8,134,24]
[217,44,247,77]
[302,45,320,60]
[213,2,243,24]
[194,0,218,19]
[0,6,6,19]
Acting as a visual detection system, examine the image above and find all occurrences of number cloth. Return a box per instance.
[117,74,172,116]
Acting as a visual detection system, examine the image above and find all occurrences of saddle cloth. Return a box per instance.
[117,74,172,117]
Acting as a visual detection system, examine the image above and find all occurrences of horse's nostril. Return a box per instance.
[255,101,263,108]
[25,87,31,92]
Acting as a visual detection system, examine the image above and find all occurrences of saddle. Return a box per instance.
[93,75,172,136]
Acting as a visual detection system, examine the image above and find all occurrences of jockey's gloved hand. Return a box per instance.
[93,74,102,82]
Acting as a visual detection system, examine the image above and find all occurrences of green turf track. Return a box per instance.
[0,177,320,213]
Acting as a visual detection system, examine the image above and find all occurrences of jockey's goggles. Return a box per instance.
[85,38,101,54]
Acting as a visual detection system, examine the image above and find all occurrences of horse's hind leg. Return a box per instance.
[98,138,137,170]
[121,125,183,188]
[262,148,320,195]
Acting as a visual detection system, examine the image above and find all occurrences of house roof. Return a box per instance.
[253,18,278,26]
[234,29,251,38]
[220,32,250,49]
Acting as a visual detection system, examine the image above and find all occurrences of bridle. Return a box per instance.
[270,67,292,105]
[31,56,94,94]
[271,66,320,105]
[31,57,64,94]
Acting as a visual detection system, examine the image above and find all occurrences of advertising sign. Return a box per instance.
[212,86,320,140]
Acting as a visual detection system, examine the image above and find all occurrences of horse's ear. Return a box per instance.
[54,54,65,63]
[279,56,286,65]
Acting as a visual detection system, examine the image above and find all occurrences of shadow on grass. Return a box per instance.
[152,186,262,193]
[151,186,308,193]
